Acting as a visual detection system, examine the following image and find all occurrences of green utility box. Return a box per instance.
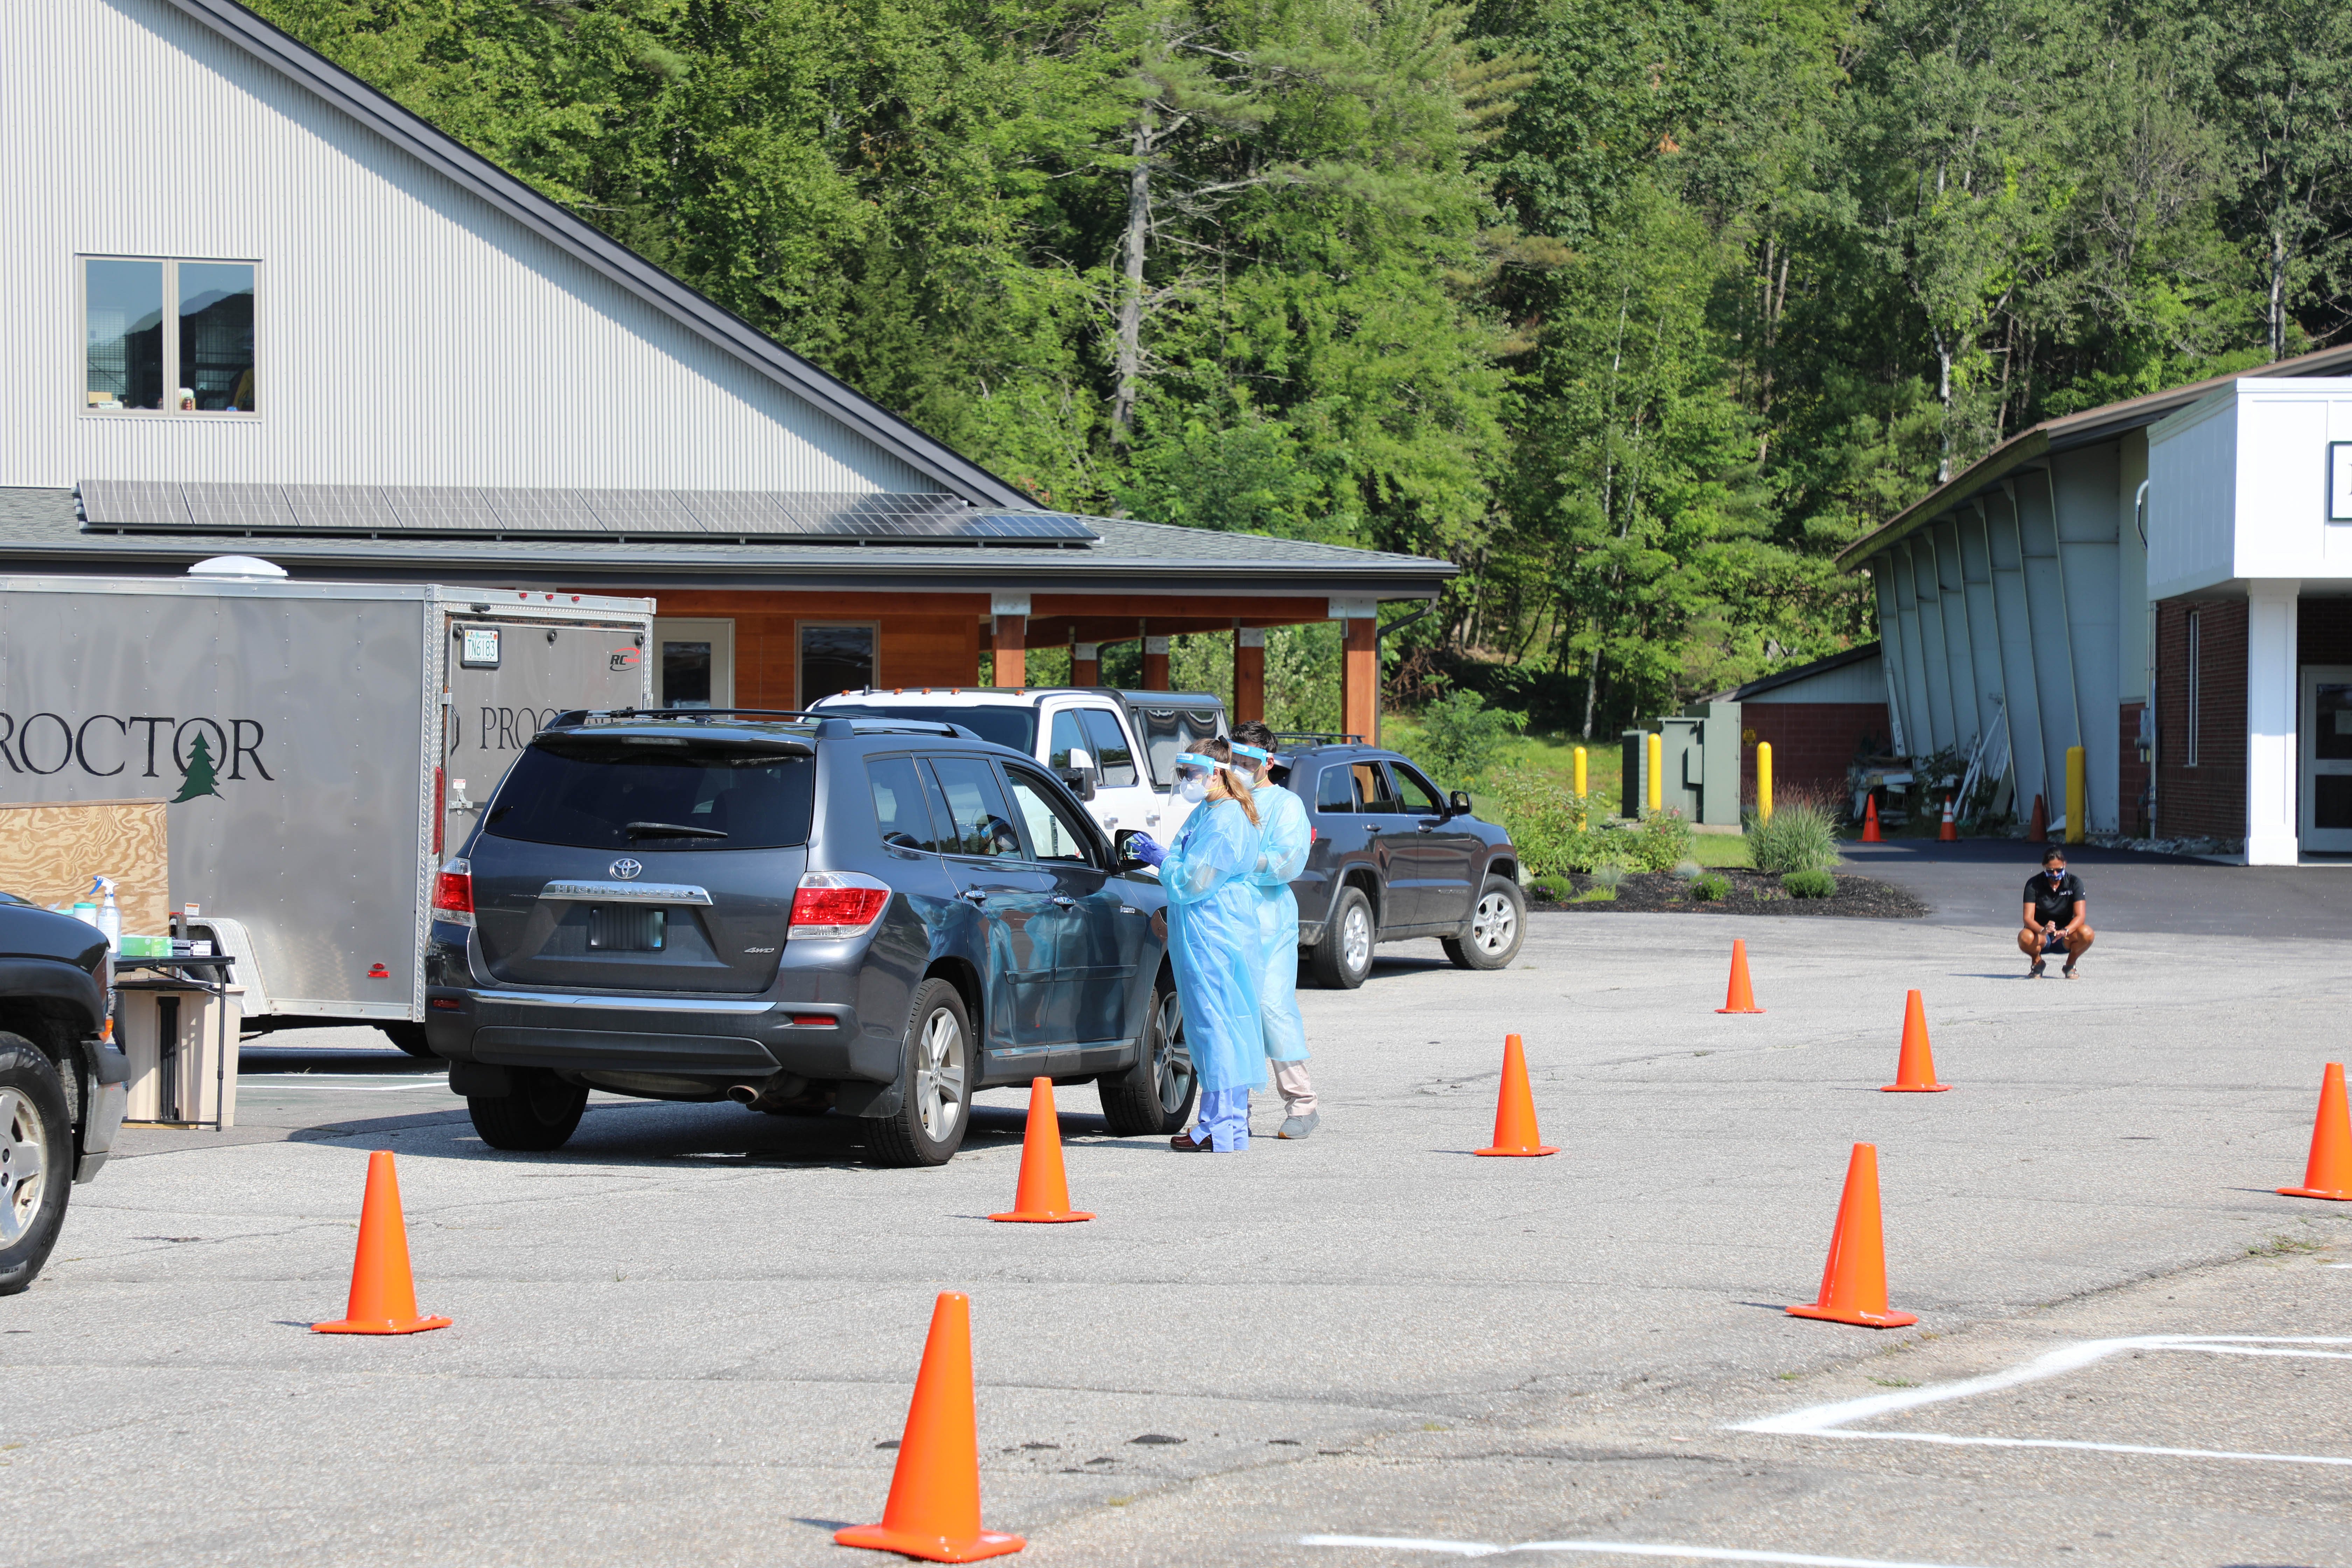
[1620,701,1742,826]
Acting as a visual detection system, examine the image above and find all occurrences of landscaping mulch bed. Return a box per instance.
[1530,868,1928,920]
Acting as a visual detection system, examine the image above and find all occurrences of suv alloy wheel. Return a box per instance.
[0,1035,72,1295]
[865,978,971,1167]
[1311,884,1376,990]
[1443,875,1526,970]
[1099,978,1196,1135]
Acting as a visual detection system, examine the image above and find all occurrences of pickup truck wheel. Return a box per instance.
[1442,876,1526,971]
[379,1023,436,1059]
[0,1035,72,1296]
[1098,979,1197,1136]
[1310,885,1376,990]
[467,1068,588,1152]
[863,979,971,1168]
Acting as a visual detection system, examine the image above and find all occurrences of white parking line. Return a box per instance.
[1737,1335,2352,1468]
[1299,1536,2007,1567]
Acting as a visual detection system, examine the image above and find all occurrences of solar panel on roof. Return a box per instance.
[283,484,402,531]
[76,482,1098,544]
[80,479,195,529]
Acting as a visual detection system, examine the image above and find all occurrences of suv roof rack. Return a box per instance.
[1269,730,1365,748]
[544,707,970,739]
[547,707,824,727]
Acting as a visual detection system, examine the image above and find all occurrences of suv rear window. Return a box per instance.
[485,737,814,851]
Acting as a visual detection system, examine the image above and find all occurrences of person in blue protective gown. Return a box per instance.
[1127,742,1265,1151]
[1230,723,1318,1138]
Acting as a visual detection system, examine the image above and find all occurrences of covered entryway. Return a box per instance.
[2301,667,2352,852]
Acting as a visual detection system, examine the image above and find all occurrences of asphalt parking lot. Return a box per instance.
[5,896,2350,1567]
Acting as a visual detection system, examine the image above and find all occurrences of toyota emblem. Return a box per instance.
[610,858,644,880]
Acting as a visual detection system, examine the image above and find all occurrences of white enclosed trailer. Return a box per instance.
[0,572,653,1031]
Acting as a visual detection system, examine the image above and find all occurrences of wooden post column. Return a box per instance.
[1143,635,1171,691]
[990,594,1030,689]
[1342,615,1378,741]
[992,615,1027,689]
[1234,628,1266,724]
[1072,641,1100,687]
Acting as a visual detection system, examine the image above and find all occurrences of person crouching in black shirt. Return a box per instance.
[2019,847,2094,979]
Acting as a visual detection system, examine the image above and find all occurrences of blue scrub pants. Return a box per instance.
[1196,1088,1250,1152]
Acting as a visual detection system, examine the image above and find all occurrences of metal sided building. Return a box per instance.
[0,0,1450,740]
[1835,345,2352,861]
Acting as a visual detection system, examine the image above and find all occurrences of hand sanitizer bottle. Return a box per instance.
[96,877,121,953]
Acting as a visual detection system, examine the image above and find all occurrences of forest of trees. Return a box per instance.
[255,0,2352,733]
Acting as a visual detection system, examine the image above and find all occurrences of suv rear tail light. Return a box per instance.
[789,870,890,939]
[431,858,476,927]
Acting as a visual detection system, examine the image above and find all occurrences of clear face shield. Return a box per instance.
[1173,752,1216,804]
[1229,742,1271,782]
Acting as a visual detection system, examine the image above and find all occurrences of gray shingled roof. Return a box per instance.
[0,488,1453,598]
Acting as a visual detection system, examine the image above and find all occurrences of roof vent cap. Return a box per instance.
[188,555,288,579]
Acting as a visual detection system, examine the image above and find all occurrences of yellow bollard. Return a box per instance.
[2065,745,2085,843]
[1646,732,1664,813]
[1757,742,1773,822]
[1572,745,1587,799]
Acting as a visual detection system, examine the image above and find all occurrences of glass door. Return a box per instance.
[2300,667,2352,853]
[652,618,733,710]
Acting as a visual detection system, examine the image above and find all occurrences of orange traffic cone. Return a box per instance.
[2278,1062,2352,1201]
[1474,1034,1556,1156]
[312,1150,451,1335]
[1881,989,1950,1092]
[1716,938,1765,1014]
[989,1078,1094,1223]
[2027,793,2048,842]
[1786,1143,1917,1328]
[1861,794,1882,842]
[836,1292,1026,1562]
[1938,796,1958,841]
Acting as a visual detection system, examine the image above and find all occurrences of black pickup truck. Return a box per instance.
[1273,741,1525,988]
[0,894,128,1294]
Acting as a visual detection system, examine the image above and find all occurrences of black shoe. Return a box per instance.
[2029,959,2045,979]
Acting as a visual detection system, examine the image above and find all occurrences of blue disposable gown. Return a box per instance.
[1248,782,1312,1062]
[1161,797,1266,1096]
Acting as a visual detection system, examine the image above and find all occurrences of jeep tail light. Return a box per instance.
[789,870,891,939]
[431,858,475,927]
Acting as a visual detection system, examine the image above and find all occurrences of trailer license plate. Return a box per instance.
[587,906,666,951]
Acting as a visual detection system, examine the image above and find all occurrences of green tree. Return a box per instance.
[173,733,223,803]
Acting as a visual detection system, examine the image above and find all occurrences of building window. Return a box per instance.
[652,618,733,709]
[800,624,876,708]
[2185,610,2201,767]
[83,257,256,413]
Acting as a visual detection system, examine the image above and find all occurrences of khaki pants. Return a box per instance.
[1269,1059,1316,1117]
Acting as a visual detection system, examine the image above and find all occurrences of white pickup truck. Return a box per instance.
[808,687,1227,846]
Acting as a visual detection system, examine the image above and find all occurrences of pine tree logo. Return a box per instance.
[173,733,224,803]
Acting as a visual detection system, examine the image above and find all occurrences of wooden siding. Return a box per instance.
[644,590,984,707]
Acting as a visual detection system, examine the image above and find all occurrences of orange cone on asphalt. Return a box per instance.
[1474,1034,1556,1157]
[1716,938,1765,1014]
[989,1078,1094,1223]
[1881,989,1950,1093]
[1938,796,1958,841]
[2278,1062,2352,1202]
[312,1150,451,1335]
[2028,793,2048,842]
[1861,795,1882,842]
[1786,1143,1917,1329]
[836,1292,1026,1562]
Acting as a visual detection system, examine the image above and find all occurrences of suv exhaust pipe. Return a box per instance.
[727,1071,812,1111]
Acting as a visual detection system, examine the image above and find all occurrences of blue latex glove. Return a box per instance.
[1126,832,1167,868]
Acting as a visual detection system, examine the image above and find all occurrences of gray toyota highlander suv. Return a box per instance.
[424,711,1191,1166]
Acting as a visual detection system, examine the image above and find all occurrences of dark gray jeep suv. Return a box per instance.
[424,712,1191,1165]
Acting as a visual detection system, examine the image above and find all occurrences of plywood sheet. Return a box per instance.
[0,799,170,933]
